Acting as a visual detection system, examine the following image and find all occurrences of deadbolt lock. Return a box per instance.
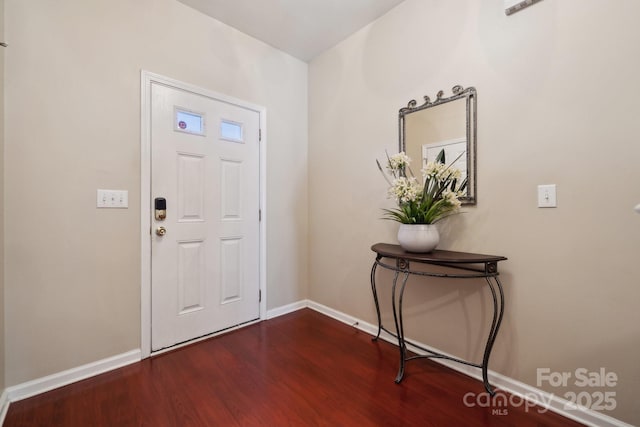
[155,197,167,221]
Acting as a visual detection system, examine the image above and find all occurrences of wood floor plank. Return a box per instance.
[4,309,585,426]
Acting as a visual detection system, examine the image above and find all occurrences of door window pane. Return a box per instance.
[220,120,243,143]
[175,108,205,136]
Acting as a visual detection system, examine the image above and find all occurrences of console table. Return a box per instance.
[370,243,507,395]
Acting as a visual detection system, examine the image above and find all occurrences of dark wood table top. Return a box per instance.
[371,243,507,264]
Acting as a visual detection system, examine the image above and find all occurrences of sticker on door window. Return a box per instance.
[220,119,243,143]
[175,108,206,136]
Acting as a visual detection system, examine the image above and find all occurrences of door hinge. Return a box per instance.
[259,209,262,221]
[259,289,262,302]
[259,128,262,142]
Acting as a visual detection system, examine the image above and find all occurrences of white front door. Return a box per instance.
[150,82,261,351]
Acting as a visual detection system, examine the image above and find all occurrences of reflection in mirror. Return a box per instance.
[400,86,477,205]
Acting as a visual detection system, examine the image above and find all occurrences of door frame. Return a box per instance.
[140,71,267,358]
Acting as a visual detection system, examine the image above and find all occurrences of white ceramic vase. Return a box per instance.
[397,223,440,253]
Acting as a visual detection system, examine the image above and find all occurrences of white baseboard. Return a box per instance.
[302,300,632,427]
[265,299,308,319]
[6,349,141,403]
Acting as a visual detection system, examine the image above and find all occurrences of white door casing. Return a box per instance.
[141,72,267,356]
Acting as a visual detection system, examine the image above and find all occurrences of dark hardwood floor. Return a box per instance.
[4,309,584,426]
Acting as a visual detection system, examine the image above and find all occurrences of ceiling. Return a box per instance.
[178,0,406,62]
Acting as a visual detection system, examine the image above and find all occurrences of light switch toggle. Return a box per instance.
[537,184,557,208]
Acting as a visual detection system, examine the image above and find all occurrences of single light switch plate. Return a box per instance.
[97,189,129,208]
[537,184,557,208]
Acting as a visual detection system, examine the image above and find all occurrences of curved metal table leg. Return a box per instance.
[394,271,410,383]
[370,260,382,341]
[481,276,505,395]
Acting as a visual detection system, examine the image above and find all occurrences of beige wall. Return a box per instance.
[309,0,640,424]
[4,0,308,385]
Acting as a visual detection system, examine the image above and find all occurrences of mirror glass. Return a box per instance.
[399,86,476,205]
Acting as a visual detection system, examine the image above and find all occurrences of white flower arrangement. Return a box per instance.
[377,150,466,224]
